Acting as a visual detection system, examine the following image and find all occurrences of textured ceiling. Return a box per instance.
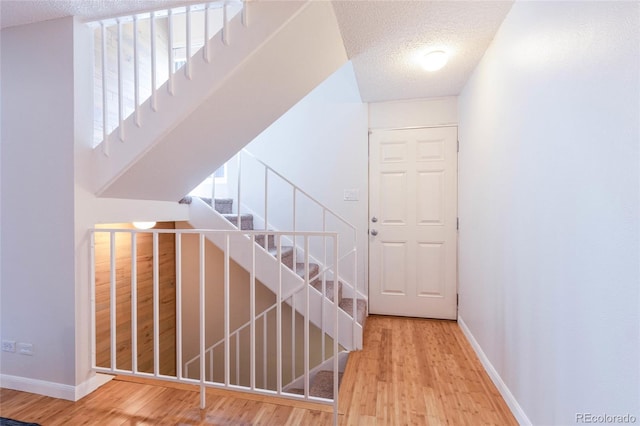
[0,0,514,102]
[0,0,205,28]
[332,1,514,102]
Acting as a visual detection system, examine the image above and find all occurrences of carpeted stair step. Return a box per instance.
[188,196,234,215]
[267,245,295,265]
[311,280,342,304]
[255,234,276,249]
[310,370,343,399]
[289,370,343,399]
[222,213,254,230]
[214,198,233,214]
[295,262,320,280]
[339,298,367,325]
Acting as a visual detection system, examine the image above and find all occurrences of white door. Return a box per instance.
[369,127,458,319]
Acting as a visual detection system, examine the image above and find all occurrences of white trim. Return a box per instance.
[74,373,114,401]
[457,316,532,426]
[0,373,113,401]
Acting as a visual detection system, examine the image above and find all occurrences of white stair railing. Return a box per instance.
[91,227,340,424]
[202,149,365,337]
[88,1,245,154]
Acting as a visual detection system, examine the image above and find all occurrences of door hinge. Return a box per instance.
[457,139,459,152]
[456,217,459,230]
[457,294,459,307]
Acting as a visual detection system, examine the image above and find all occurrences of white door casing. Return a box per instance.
[369,127,458,319]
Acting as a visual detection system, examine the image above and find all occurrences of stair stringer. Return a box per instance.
[95,1,348,202]
[187,197,361,350]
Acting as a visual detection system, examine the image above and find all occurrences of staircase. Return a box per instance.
[179,195,365,399]
[197,196,367,326]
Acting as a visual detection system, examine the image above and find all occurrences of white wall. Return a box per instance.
[458,2,639,424]
[1,18,77,388]
[0,16,190,400]
[246,62,369,294]
[369,96,457,130]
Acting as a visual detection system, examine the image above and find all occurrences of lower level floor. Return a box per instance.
[0,316,516,425]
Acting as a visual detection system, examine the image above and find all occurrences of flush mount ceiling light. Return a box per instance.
[133,221,156,230]
[421,50,449,72]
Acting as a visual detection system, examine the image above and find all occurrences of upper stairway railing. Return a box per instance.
[205,149,366,306]
[91,226,340,425]
[87,1,245,154]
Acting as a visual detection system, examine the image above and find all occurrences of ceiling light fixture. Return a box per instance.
[421,50,448,72]
[133,221,156,230]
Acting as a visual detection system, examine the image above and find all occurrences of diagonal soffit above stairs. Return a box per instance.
[95,1,348,201]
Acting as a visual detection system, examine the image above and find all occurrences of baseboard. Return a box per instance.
[0,372,113,401]
[74,373,114,400]
[457,316,532,426]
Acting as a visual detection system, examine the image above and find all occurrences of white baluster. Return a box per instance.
[153,232,160,376]
[235,335,240,385]
[291,292,295,382]
[100,23,109,156]
[237,154,242,229]
[250,234,256,390]
[150,12,157,111]
[242,0,249,27]
[199,233,206,408]
[90,232,97,369]
[222,2,230,46]
[224,234,230,386]
[333,234,340,421]
[117,20,125,142]
[131,232,138,373]
[209,348,214,382]
[263,313,267,388]
[133,16,141,127]
[110,232,117,370]
[204,4,211,63]
[186,6,192,80]
[264,167,269,246]
[176,233,182,379]
[292,189,297,271]
[276,235,283,394]
[167,9,174,95]
[303,236,310,398]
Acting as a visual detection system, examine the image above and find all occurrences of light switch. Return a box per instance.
[344,189,359,201]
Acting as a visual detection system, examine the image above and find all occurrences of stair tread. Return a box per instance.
[222,213,253,220]
[222,213,254,230]
[311,280,342,303]
[295,262,320,278]
[255,234,276,249]
[288,370,343,399]
[267,245,294,258]
[339,298,367,325]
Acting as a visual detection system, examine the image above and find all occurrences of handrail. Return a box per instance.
[233,150,362,298]
[240,149,357,235]
[91,227,340,421]
[229,149,364,328]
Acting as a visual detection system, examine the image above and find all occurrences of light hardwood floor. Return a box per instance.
[0,316,517,425]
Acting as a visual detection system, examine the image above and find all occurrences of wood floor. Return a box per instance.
[338,316,517,425]
[0,316,517,425]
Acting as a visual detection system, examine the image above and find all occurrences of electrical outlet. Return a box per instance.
[18,343,33,356]
[1,340,16,353]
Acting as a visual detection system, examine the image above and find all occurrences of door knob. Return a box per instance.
[370,229,378,236]
[371,217,378,223]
